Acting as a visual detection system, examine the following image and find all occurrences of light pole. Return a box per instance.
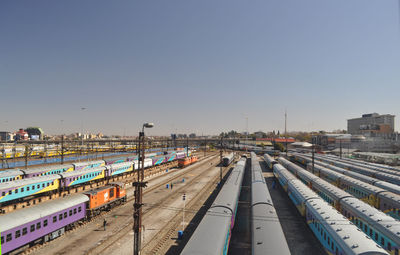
[133,122,154,255]
[80,107,86,162]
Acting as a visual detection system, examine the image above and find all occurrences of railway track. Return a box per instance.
[84,154,223,255]
[1,153,212,214]
[143,160,233,254]
[24,153,217,255]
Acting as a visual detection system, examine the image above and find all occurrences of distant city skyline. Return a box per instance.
[1,1,399,136]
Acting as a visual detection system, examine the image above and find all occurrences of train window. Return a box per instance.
[37,222,41,229]
[53,216,57,223]
[69,210,72,216]
[78,206,82,212]
[44,220,48,227]
[381,237,384,246]
[364,225,367,232]
[388,242,391,251]
[59,214,63,220]
[1,236,3,244]
[2,192,4,196]
[15,189,18,194]
[22,228,27,235]
[375,233,378,241]
[8,190,11,195]
[27,186,30,191]
[331,241,334,250]
[395,248,398,255]
[37,184,40,189]
[324,232,326,240]
[328,237,330,245]
[6,233,11,242]
[74,208,77,214]
[64,212,67,218]
[369,229,373,236]
[30,224,35,232]
[360,222,363,228]
[42,184,45,188]
[15,230,21,238]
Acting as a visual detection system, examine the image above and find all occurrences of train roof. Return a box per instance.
[0,169,24,178]
[59,166,105,178]
[341,197,400,243]
[72,160,104,167]
[340,176,385,195]
[378,191,400,203]
[252,203,290,255]
[22,164,73,174]
[273,164,297,181]
[288,179,320,202]
[109,161,133,168]
[312,178,352,201]
[305,198,388,255]
[374,181,400,195]
[0,194,89,232]
[0,175,60,189]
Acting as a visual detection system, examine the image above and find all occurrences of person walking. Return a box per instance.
[103,219,107,231]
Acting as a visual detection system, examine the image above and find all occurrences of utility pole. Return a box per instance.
[311,136,315,174]
[339,139,342,159]
[133,123,153,255]
[24,144,29,169]
[285,109,288,157]
[186,137,189,157]
[220,136,223,183]
[61,135,64,164]
[204,138,206,157]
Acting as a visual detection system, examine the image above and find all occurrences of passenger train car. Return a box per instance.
[181,157,246,255]
[251,153,290,255]
[314,155,400,186]
[294,154,400,196]
[0,182,127,255]
[278,157,400,254]
[271,163,390,255]
[222,153,235,167]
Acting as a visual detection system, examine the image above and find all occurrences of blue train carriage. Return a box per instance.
[263,153,277,169]
[23,164,74,178]
[272,164,296,192]
[305,198,389,255]
[340,197,400,255]
[287,179,320,216]
[378,192,400,221]
[0,169,25,183]
[0,194,88,255]
[0,176,60,205]
[106,162,134,177]
[59,167,105,188]
[72,160,105,171]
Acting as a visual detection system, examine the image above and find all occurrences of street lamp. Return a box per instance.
[133,122,154,255]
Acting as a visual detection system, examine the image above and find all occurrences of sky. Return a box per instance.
[1,0,399,136]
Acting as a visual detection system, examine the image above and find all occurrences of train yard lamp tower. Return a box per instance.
[133,122,154,255]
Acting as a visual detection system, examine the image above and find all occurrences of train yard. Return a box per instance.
[1,147,400,255]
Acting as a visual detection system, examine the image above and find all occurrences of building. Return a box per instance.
[0,132,14,141]
[25,127,44,140]
[15,129,29,141]
[347,113,394,135]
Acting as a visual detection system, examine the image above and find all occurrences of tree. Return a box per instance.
[274,142,285,152]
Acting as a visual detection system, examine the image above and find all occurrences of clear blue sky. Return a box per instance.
[1,0,399,136]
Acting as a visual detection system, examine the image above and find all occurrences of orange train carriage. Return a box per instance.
[83,182,127,218]
[178,156,198,168]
